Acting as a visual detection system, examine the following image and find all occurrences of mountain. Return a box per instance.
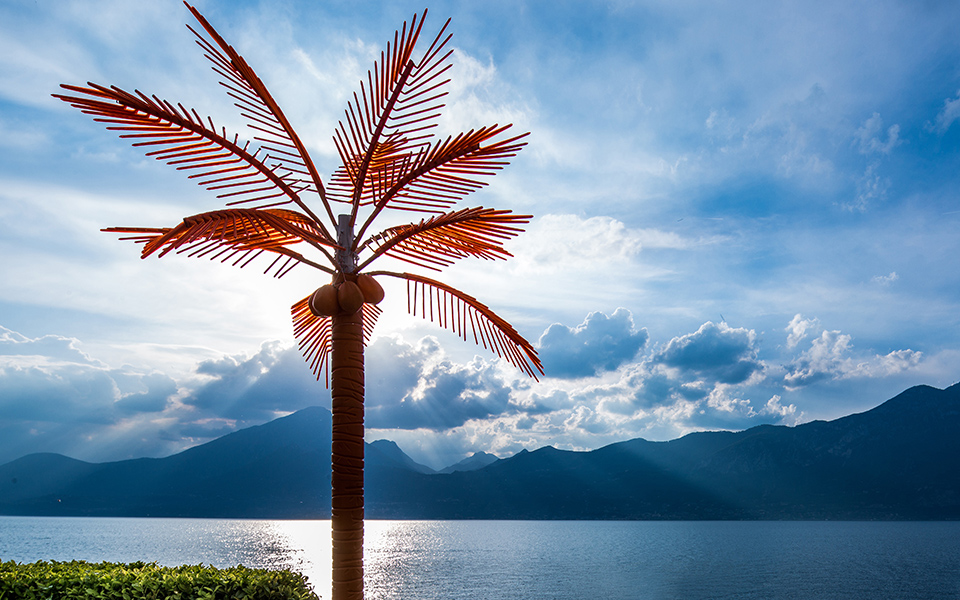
[439,451,500,474]
[2,384,959,519]
[0,406,335,517]
[367,440,435,474]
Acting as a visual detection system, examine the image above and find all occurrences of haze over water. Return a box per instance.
[3,517,960,599]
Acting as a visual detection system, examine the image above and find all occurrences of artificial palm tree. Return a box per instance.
[55,3,542,600]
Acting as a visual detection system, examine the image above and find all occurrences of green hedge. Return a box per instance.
[0,560,320,600]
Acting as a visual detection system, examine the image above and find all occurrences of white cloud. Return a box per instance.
[511,214,694,275]
[784,329,852,388]
[0,325,103,367]
[932,90,960,135]
[436,49,534,138]
[705,387,752,414]
[855,113,901,155]
[785,314,818,350]
[850,349,923,378]
[759,394,801,424]
[784,323,922,388]
[514,214,642,271]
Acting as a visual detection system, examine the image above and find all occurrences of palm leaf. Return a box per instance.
[292,296,382,383]
[184,2,333,230]
[358,207,531,271]
[372,271,542,379]
[353,126,528,243]
[53,83,335,244]
[104,208,333,277]
[328,11,455,214]
[385,126,528,212]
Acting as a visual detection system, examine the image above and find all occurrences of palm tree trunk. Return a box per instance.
[331,309,365,600]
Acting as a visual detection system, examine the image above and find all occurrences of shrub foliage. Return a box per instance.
[0,560,319,600]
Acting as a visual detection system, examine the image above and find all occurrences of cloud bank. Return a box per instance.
[0,303,931,469]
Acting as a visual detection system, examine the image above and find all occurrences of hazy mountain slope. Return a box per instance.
[439,451,500,474]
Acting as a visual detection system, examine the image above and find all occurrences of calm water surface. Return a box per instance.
[2,518,959,600]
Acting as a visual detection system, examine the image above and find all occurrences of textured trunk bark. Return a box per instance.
[331,309,365,600]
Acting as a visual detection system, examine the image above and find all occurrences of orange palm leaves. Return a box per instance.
[103,209,333,277]
[359,207,528,270]
[54,2,543,381]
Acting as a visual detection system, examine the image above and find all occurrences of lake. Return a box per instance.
[1,518,959,599]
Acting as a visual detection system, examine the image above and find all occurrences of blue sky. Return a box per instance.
[2,0,960,469]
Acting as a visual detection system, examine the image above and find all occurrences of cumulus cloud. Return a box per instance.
[783,319,922,388]
[760,395,801,423]
[785,314,818,349]
[0,313,931,471]
[184,341,323,421]
[367,317,784,465]
[365,336,518,430]
[489,317,797,449]
[537,308,648,378]
[654,321,763,385]
[849,349,923,378]
[784,329,852,388]
[685,388,803,431]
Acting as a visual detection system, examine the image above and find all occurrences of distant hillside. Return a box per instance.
[380,383,960,519]
[2,384,959,519]
[0,406,335,517]
[439,451,500,474]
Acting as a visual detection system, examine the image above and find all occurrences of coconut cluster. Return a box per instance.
[308,273,384,317]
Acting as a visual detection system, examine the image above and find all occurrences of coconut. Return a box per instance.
[337,281,365,314]
[356,273,385,305]
[309,284,339,317]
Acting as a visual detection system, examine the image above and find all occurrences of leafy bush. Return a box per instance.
[0,560,319,600]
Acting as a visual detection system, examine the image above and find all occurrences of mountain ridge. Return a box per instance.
[1,383,958,519]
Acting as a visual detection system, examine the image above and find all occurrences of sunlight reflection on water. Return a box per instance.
[2,518,960,599]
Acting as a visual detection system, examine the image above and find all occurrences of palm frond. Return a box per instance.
[327,139,412,208]
[184,2,334,229]
[353,126,528,243]
[292,296,382,383]
[104,208,334,277]
[292,297,333,382]
[373,271,542,379]
[358,207,531,271]
[53,83,335,248]
[328,11,455,214]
